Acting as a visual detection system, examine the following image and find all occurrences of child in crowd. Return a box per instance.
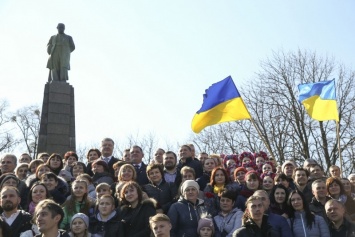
[197,216,215,237]
[68,213,91,237]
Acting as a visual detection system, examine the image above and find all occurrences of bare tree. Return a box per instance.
[0,100,16,152]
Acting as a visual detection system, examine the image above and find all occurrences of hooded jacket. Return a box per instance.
[288,211,330,237]
[89,209,124,237]
[214,207,243,237]
[232,215,280,237]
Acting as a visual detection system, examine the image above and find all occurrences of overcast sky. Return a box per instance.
[0,0,354,155]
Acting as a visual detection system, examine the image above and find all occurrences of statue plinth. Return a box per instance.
[37,81,76,156]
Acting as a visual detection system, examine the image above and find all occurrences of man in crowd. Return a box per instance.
[329,165,341,178]
[0,186,32,237]
[19,153,32,164]
[149,213,172,237]
[35,199,69,237]
[130,145,149,185]
[309,179,330,221]
[153,148,165,164]
[309,164,327,182]
[122,148,131,162]
[198,152,209,164]
[163,151,180,185]
[325,199,355,237]
[177,145,203,179]
[293,167,313,203]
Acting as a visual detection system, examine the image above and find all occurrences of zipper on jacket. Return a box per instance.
[300,213,307,237]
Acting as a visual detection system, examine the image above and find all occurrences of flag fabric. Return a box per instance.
[298,79,339,121]
[191,76,251,133]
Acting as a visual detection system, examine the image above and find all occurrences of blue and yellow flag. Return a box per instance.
[191,76,251,133]
[298,79,339,121]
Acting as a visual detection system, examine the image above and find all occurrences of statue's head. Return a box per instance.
[57,23,65,34]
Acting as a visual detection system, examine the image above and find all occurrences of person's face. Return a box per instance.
[199,227,213,237]
[130,147,144,164]
[37,166,51,178]
[88,151,99,162]
[310,166,324,179]
[179,146,192,159]
[181,171,194,182]
[326,202,345,223]
[154,149,164,164]
[124,186,139,204]
[19,155,31,164]
[36,207,61,233]
[151,220,171,237]
[226,159,236,168]
[71,218,87,235]
[262,177,274,190]
[148,168,163,185]
[120,167,134,181]
[262,164,272,173]
[341,180,351,193]
[39,155,49,163]
[284,164,294,177]
[0,189,20,211]
[275,178,289,188]
[98,197,115,216]
[30,164,38,174]
[198,154,209,164]
[3,178,18,188]
[42,177,58,191]
[17,167,28,180]
[204,159,216,172]
[312,182,327,199]
[220,197,234,213]
[183,187,198,202]
[214,170,226,185]
[254,192,270,210]
[49,157,61,169]
[163,154,176,170]
[0,157,16,173]
[247,199,264,222]
[274,188,286,204]
[122,151,130,162]
[235,171,246,183]
[246,177,259,191]
[97,187,110,199]
[67,156,77,167]
[256,157,265,166]
[329,182,341,196]
[92,164,104,174]
[32,185,47,204]
[188,145,195,157]
[349,176,355,185]
[290,193,303,211]
[72,164,84,178]
[294,170,307,186]
[242,157,250,164]
[101,140,114,157]
[72,182,87,198]
[330,167,340,177]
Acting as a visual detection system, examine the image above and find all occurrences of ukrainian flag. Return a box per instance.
[191,76,251,133]
[298,79,339,121]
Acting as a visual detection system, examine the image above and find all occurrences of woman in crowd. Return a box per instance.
[112,160,129,182]
[213,190,243,237]
[261,175,274,195]
[197,158,216,191]
[168,180,207,237]
[15,163,29,181]
[63,151,79,172]
[287,190,329,237]
[26,163,51,188]
[236,171,261,212]
[87,148,101,163]
[274,173,292,192]
[40,172,68,204]
[120,181,156,237]
[67,213,91,237]
[233,167,247,186]
[27,182,51,215]
[76,173,96,200]
[89,194,123,237]
[28,159,44,176]
[142,163,177,213]
[70,162,88,179]
[46,153,64,176]
[115,163,137,198]
[269,184,290,218]
[203,167,239,216]
[91,160,113,186]
[326,177,355,220]
[341,177,355,200]
[61,180,93,230]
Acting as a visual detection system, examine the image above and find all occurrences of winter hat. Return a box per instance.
[234,167,247,175]
[281,160,297,173]
[181,180,199,194]
[0,174,19,188]
[92,160,109,172]
[70,213,89,229]
[197,217,215,234]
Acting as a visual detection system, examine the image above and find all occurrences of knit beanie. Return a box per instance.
[70,213,89,229]
[181,180,199,194]
[197,217,215,234]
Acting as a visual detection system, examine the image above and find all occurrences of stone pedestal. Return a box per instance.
[37,81,75,156]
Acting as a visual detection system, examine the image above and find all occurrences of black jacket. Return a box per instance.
[89,209,124,237]
[177,157,203,179]
[142,180,177,213]
[232,215,280,237]
[4,210,32,237]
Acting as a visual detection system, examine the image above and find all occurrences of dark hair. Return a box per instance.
[63,151,78,161]
[46,153,64,175]
[120,181,143,206]
[70,161,87,176]
[292,167,310,179]
[86,148,101,159]
[28,182,51,203]
[269,184,289,210]
[326,177,346,196]
[34,199,64,227]
[220,190,237,201]
[146,164,165,183]
[35,164,51,179]
[40,172,59,183]
[210,167,230,186]
[165,151,177,162]
[274,173,290,182]
[76,173,93,183]
[287,190,315,229]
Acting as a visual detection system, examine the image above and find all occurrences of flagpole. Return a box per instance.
[336,120,343,176]
[249,117,275,160]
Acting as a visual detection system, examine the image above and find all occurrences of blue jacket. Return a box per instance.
[266,210,293,237]
[288,211,330,237]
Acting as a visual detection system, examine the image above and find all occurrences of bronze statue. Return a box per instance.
[47,23,75,81]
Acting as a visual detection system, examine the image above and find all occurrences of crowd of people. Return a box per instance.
[0,137,354,237]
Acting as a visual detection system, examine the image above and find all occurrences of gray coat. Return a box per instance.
[287,211,330,237]
[214,207,243,237]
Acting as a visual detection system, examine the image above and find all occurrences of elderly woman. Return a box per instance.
[168,180,208,237]
[142,163,177,213]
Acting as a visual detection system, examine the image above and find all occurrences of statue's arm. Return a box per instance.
[47,37,52,55]
[69,36,75,52]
